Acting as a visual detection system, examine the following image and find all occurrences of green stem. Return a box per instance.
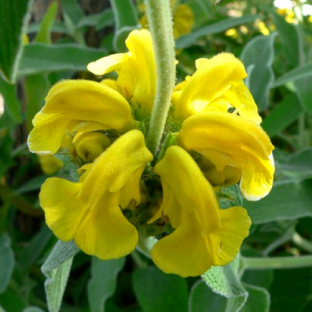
[131,250,148,268]
[292,232,312,253]
[145,0,176,156]
[242,255,312,270]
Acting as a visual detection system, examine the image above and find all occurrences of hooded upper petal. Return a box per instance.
[178,112,275,200]
[87,29,157,112]
[28,80,133,154]
[39,130,153,260]
[173,53,261,124]
[150,146,251,277]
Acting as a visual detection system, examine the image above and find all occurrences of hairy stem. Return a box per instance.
[145,0,176,156]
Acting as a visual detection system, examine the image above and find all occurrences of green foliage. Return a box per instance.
[133,266,188,312]
[244,180,312,224]
[0,0,33,82]
[110,0,139,52]
[0,234,14,294]
[19,44,107,75]
[88,257,125,312]
[241,33,276,111]
[42,240,79,312]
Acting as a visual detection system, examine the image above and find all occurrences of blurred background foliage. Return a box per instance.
[1,0,312,311]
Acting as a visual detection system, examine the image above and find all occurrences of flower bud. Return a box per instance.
[74,132,111,162]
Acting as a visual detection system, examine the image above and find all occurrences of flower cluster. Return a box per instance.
[28,29,274,277]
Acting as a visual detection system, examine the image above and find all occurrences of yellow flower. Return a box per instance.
[40,130,153,260]
[172,4,194,39]
[149,146,251,277]
[38,155,63,175]
[28,80,133,154]
[177,112,274,201]
[87,29,156,112]
[140,2,194,40]
[172,53,262,124]
[29,29,274,277]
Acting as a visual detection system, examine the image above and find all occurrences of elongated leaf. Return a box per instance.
[278,148,312,180]
[176,15,259,49]
[60,0,84,25]
[202,256,247,312]
[18,44,107,75]
[0,0,34,82]
[241,34,276,111]
[19,224,53,270]
[273,63,312,87]
[244,179,312,224]
[110,0,139,52]
[42,240,80,312]
[27,21,68,35]
[16,175,47,194]
[0,76,22,123]
[25,74,50,131]
[188,0,214,28]
[42,240,80,272]
[0,234,14,294]
[87,257,125,312]
[0,185,43,217]
[74,9,114,30]
[261,93,302,137]
[133,266,188,312]
[23,307,45,312]
[273,12,299,67]
[295,76,312,115]
[96,9,114,30]
[35,1,58,44]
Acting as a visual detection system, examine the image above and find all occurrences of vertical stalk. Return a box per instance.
[145,0,176,156]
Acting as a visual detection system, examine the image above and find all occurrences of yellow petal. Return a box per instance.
[28,80,133,154]
[74,190,138,260]
[119,166,144,209]
[148,146,251,277]
[179,112,275,200]
[28,113,78,154]
[210,207,251,266]
[173,4,194,39]
[222,80,262,124]
[173,53,260,123]
[154,146,221,233]
[87,53,128,75]
[148,180,181,228]
[151,205,251,277]
[88,29,157,112]
[74,132,111,162]
[43,80,132,129]
[40,130,152,260]
[38,155,63,175]
[39,178,87,241]
[151,212,214,277]
[79,130,153,206]
[200,157,241,186]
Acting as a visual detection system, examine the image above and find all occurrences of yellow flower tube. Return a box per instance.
[178,112,275,201]
[28,80,133,154]
[173,53,262,124]
[39,130,153,260]
[150,146,251,277]
[87,29,157,112]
